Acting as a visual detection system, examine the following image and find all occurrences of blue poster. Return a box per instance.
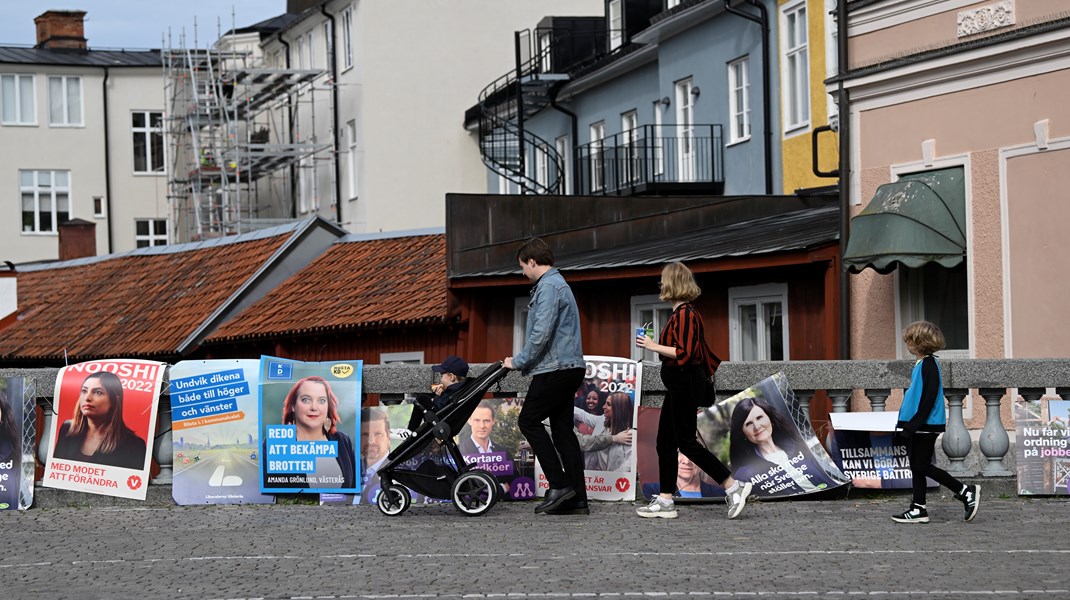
[259,357,362,494]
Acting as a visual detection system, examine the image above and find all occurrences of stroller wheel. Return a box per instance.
[377,484,411,517]
[451,470,499,516]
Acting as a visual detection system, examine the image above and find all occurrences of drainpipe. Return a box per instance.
[279,35,297,218]
[836,0,851,359]
[320,4,343,225]
[102,66,114,253]
[549,94,578,195]
[724,0,773,194]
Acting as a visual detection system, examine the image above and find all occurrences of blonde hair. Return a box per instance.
[903,320,945,356]
[658,262,701,303]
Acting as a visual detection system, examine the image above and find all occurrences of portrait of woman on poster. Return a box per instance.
[53,372,147,470]
[279,376,356,489]
[0,391,22,507]
[728,395,837,495]
[574,392,634,471]
[573,383,604,434]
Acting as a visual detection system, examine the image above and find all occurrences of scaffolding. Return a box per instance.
[163,31,331,242]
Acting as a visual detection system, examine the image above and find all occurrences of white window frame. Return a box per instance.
[667,0,682,8]
[728,56,751,145]
[780,0,810,134]
[630,294,673,362]
[132,110,166,174]
[609,0,623,50]
[1,74,36,125]
[342,7,354,70]
[307,31,316,69]
[538,31,552,73]
[652,100,664,176]
[621,109,639,184]
[675,78,695,181]
[555,135,571,194]
[347,120,358,199]
[134,218,168,248]
[299,156,312,214]
[381,351,425,365]
[513,297,530,356]
[535,143,550,189]
[824,0,839,126]
[296,35,306,70]
[48,75,82,127]
[20,169,70,235]
[589,121,606,192]
[728,283,790,362]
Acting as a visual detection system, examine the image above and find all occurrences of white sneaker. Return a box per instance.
[725,481,752,519]
[636,496,678,519]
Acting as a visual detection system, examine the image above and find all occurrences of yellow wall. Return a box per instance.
[779,0,839,194]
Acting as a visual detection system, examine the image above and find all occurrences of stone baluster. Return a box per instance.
[865,388,890,412]
[795,390,814,417]
[941,388,973,476]
[825,389,852,448]
[35,402,55,485]
[151,406,173,484]
[978,387,1012,476]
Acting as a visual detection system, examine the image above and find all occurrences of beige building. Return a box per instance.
[0,10,167,264]
[837,0,1070,363]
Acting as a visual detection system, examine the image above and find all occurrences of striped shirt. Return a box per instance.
[658,302,720,372]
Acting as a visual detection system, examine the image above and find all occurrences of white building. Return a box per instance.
[0,10,167,263]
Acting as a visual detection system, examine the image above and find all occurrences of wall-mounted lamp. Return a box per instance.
[691,86,701,97]
[660,96,671,107]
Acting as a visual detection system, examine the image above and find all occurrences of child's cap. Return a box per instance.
[432,355,469,378]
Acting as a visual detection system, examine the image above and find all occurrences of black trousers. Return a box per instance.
[518,367,587,500]
[657,364,732,493]
[908,432,964,506]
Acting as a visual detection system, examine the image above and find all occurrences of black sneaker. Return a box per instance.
[892,505,929,524]
[957,484,980,522]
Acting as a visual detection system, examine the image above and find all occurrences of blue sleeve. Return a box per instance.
[512,284,559,372]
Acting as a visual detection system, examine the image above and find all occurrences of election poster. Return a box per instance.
[636,406,725,502]
[259,357,361,494]
[828,411,927,490]
[1,376,35,511]
[455,397,526,500]
[698,372,849,499]
[535,355,641,501]
[169,360,274,505]
[43,359,165,500]
[1014,396,1070,496]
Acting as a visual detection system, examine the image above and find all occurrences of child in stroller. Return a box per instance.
[375,361,510,516]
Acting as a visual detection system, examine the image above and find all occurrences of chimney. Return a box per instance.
[58,219,97,261]
[34,10,88,50]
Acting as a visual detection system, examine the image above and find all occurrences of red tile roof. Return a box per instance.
[206,232,448,343]
[0,234,289,363]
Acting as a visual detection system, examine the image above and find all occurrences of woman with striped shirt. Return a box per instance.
[635,262,753,519]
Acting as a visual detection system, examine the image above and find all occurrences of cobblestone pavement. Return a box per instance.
[1,495,1068,600]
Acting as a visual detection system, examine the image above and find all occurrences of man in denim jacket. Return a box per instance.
[505,238,588,516]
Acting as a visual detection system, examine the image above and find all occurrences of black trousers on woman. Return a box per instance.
[907,432,964,505]
[657,363,732,494]
[518,367,587,500]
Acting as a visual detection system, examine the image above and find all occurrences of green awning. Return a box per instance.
[843,167,966,274]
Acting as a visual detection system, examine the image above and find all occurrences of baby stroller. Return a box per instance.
[375,361,510,517]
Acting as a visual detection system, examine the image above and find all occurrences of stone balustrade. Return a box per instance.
[7,358,1069,483]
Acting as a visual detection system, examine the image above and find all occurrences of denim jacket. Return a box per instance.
[512,267,584,376]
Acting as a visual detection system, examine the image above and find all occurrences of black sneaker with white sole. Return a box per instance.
[892,505,929,523]
[957,484,980,522]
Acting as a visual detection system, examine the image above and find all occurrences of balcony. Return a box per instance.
[575,124,724,196]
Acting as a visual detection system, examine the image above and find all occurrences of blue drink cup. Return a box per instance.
[635,327,646,347]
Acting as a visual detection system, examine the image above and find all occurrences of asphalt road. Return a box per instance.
[1,495,1067,600]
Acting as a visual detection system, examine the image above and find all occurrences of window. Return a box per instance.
[513,297,530,356]
[621,110,639,184]
[132,111,165,173]
[20,170,70,234]
[675,78,695,181]
[609,0,623,50]
[342,7,354,69]
[728,57,751,144]
[93,196,104,218]
[589,121,605,191]
[781,0,810,132]
[347,120,358,199]
[555,135,571,194]
[824,0,838,125]
[307,31,316,69]
[135,219,168,248]
[631,295,673,362]
[651,100,663,176]
[296,35,306,70]
[667,0,682,8]
[729,283,789,361]
[535,143,550,189]
[538,31,552,73]
[48,76,82,126]
[323,22,331,63]
[898,263,969,358]
[299,156,312,213]
[1,74,35,125]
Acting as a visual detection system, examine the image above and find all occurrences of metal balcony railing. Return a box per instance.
[574,124,724,196]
